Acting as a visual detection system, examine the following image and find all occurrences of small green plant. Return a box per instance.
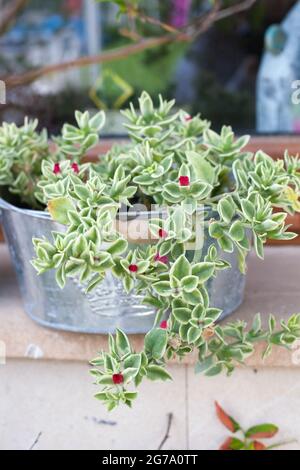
[0,111,105,208]
[215,401,295,450]
[1,92,300,410]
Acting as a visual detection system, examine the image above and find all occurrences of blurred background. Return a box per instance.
[0,0,300,135]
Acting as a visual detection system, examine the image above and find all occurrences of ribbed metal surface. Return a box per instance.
[0,198,246,333]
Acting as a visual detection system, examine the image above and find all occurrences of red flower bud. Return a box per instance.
[128,264,138,273]
[160,320,168,329]
[112,373,124,385]
[179,176,190,186]
[154,253,169,264]
[53,163,61,174]
[158,228,168,238]
[71,162,79,174]
[185,115,193,122]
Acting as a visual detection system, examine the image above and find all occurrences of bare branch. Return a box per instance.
[187,0,222,40]
[29,431,42,451]
[214,0,257,22]
[4,35,180,89]
[119,27,141,42]
[0,0,29,37]
[3,0,257,90]
[128,5,183,35]
[158,413,173,450]
[184,0,257,39]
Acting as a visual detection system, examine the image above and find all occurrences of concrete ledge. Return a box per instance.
[1,245,300,366]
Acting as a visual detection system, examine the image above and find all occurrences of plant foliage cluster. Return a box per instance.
[1,92,300,410]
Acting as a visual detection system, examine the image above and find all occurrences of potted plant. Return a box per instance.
[0,93,246,332]
[1,92,300,410]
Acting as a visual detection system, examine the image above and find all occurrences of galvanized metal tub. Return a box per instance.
[0,197,246,333]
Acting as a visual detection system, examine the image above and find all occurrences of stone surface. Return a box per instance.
[1,243,300,450]
[188,367,300,450]
[0,361,187,451]
[1,244,300,366]
[1,360,300,450]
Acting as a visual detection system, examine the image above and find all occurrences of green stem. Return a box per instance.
[266,439,297,450]
[202,191,238,205]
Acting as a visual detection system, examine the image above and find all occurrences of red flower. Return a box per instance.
[160,320,168,329]
[128,264,138,273]
[185,115,193,122]
[179,176,190,186]
[112,373,124,385]
[71,162,79,174]
[53,163,61,174]
[154,253,169,264]
[158,228,168,238]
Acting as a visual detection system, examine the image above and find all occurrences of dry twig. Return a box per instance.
[158,413,173,450]
[4,35,176,89]
[2,0,257,90]
[214,0,257,21]
[0,0,28,36]
[29,431,42,451]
